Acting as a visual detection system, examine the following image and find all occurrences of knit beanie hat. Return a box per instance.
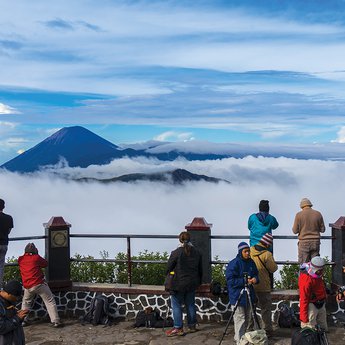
[260,233,273,247]
[259,200,269,212]
[238,242,250,254]
[3,280,22,297]
[307,256,325,277]
[300,198,313,208]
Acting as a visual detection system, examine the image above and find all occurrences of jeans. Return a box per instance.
[170,290,196,329]
[0,245,8,288]
[22,283,60,323]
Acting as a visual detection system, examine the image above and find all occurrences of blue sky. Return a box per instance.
[1,0,345,164]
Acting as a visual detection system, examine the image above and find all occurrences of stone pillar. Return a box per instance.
[185,217,212,284]
[330,217,345,287]
[44,216,72,288]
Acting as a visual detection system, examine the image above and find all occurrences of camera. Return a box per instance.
[243,272,249,285]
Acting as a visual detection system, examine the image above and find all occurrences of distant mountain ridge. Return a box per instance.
[76,168,229,185]
[0,126,230,173]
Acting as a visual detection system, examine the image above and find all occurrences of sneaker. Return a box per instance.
[21,321,29,327]
[165,327,184,337]
[52,322,63,328]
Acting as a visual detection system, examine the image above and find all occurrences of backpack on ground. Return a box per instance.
[133,307,173,328]
[291,327,328,345]
[278,303,300,328]
[239,330,268,345]
[80,294,112,326]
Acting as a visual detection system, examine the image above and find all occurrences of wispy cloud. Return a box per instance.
[154,131,194,142]
[0,103,20,114]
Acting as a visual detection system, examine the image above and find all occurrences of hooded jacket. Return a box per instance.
[250,245,278,292]
[225,248,259,307]
[298,268,327,323]
[0,296,25,345]
[18,253,47,289]
[248,213,279,247]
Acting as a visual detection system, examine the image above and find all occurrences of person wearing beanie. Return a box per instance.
[225,242,259,344]
[298,256,328,331]
[292,198,325,263]
[0,198,14,288]
[18,243,62,328]
[248,200,279,248]
[250,233,278,336]
[0,280,27,344]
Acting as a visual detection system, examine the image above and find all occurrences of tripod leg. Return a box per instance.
[245,287,260,330]
[219,289,245,345]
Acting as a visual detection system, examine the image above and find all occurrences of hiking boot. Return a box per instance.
[186,325,197,333]
[165,327,184,337]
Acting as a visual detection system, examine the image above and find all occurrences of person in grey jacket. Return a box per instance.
[0,280,28,345]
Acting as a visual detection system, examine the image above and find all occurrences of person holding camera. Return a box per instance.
[250,233,277,336]
[18,243,62,327]
[248,200,279,248]
[165,232,203,337]
[226,242,259,345]
[298,256,328,331]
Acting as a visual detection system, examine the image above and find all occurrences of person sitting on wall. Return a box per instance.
[298,256,328,331]
[226,242,259,345]
[248,200,279,248]
[18,243,62,327]
[250,233,278,336]
[0,280,28,344]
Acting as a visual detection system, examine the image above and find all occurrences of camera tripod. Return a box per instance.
[219,276,261,345]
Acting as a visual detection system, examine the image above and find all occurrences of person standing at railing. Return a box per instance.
[248,200,279,248]
[18,243,62,328]
[0,198,14,288]
[292,198,325,264]
[165,231,203,337]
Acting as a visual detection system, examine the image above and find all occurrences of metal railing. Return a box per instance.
[7,233,334,286]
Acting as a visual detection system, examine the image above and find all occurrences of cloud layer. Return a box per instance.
[1,156,340,264]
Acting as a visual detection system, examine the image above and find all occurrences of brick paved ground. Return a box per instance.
[23,319,345,345]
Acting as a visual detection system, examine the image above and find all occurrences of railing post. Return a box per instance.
[330,217,345,287]
[185,217,212,284]
[44,216,72,288]
[127,237,132,287]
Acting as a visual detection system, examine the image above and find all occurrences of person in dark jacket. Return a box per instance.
[336,258,345,301]
[0,280,27,345]
[226,242,259,345]
[18,243,62,327]
[165,231,203,337]
[0,199,14,288]
[248,200,279,247]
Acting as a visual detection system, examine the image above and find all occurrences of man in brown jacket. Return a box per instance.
[292,198,325,264]
[250,233,278,336]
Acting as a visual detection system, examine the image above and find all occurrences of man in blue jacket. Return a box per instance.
[226,242,259,345]
[248,200,279,247]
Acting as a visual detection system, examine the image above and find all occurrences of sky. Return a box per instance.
[2,1,345,164]
[1,156,341,266]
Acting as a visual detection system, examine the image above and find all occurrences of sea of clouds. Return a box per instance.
[0,156,343,265]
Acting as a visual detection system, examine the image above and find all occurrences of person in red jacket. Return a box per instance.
[18,243,62,327]
[298,256,327,331]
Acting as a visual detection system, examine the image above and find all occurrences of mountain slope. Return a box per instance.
[1,126,139,172]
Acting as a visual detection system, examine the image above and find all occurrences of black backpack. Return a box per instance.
[133,308,173,328]
[278,303,300,328]
[291,327,328,345]
[80,295,112,326]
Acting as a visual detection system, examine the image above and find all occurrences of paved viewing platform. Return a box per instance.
[24,319,345,345]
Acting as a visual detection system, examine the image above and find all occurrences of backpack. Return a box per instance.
[278,303,300,328]
[80,295,112,326]
[210,281,222,296]
[133,307,173,328]
[239,330,268,345]
[291,327,327,345]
